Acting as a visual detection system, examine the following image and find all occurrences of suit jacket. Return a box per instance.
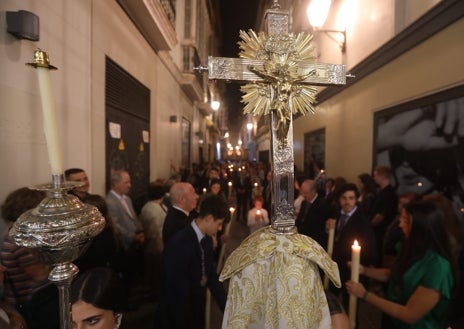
[331,206,378,307]
[162,207,190,245]
[105,191,142,250]
[295,195,330,248]
[159,225,227,329]
[370,184,398,232]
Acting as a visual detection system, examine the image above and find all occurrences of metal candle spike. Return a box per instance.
[10,50,105,329]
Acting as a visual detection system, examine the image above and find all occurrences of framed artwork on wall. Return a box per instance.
[304,128,326,179]
[373,84,464,214]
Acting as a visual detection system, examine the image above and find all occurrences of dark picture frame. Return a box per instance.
[373,84,464,213]
[304,128,326,179]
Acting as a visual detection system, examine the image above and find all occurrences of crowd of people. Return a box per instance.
[0,161,462,328]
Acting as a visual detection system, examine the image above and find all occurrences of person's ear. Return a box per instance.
[115,313,122,328]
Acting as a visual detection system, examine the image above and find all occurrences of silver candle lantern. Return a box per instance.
[9,50,106,329]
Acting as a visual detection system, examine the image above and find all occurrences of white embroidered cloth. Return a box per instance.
[220,226,341,329]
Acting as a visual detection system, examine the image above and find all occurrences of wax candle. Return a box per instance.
[216,207,236,272]
[228,181,233,198]
[323,227,335,289]
[349,240,361,329]
[256,209,262,222]
[37,64,63,176]
[351,240,360,281]
[229,207,235,216]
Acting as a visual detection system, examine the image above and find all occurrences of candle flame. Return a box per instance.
[229,207,235,213]
[257,210,261,214]
[353,240,359,247]
[228,181,233,186]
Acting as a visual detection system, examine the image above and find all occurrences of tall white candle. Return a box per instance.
[349,240,361,329]
[216,207,235,272]
[323,227,335,289]
[36,65,62,176]
[228,181,233,199]
[327,227,335,257]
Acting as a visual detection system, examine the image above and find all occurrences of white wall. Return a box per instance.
[293,18,464,182]
[0,0,192,202]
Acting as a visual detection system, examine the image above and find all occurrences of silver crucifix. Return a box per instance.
[195,0,348,232]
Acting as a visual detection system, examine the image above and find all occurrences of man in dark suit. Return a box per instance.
[159,195,228,329]
[64,168,91,200]
[370,166,398,259]
[162,182,199,245]
[326,183,378,308]
[234,168,252,222]
[296,179,330,248]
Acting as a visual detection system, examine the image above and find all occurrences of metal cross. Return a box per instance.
[196,0,347,232]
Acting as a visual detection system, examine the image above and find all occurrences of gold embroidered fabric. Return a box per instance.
[220,227,341,329]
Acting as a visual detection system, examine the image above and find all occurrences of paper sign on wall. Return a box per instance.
[109,122,121,139]
[142,130,149,143]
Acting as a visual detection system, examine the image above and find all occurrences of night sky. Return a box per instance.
[218,1,260,134]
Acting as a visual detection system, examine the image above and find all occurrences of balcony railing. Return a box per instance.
[161,0,176,26]
[183,45,203,86]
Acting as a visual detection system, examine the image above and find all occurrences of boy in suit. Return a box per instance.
[159,194,228,329]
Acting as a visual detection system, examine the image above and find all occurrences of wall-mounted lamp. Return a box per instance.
[6,10,40,41]
[306,0,346,53]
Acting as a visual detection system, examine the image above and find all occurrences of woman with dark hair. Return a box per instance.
[71,267,127,329]
[0,187,59,329]
[346,200,456,328]
[357,173,377,217]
